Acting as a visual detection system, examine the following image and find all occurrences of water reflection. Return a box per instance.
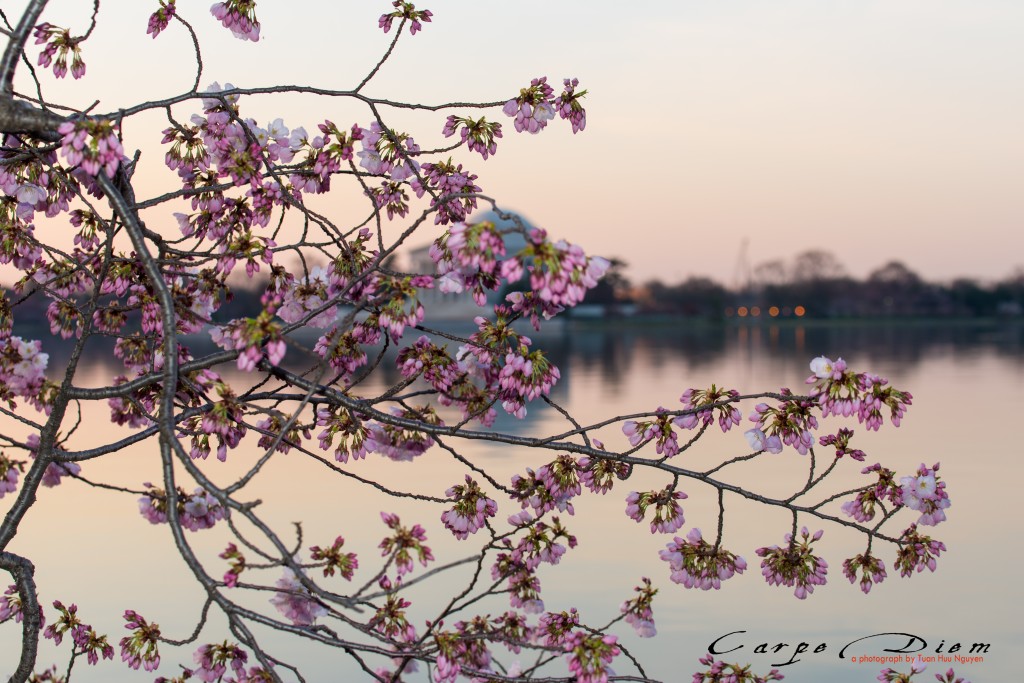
[32,319,1024,390]
[2,321,1021,682]
[561,321,1024,384]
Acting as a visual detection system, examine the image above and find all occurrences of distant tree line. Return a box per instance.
[585,250,1024,319]
[7,251,1022,335]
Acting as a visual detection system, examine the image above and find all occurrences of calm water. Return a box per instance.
[2,321,1021,682]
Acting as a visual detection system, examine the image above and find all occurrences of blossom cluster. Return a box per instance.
[498,342,562,418]
[818,427,866,460]
[899,462,951,526]
[44,600,114,666]
[492,516,577,614]
[488,552,541,616]
[679,385,743,433]
[806,356,913,430]
[146,1,176,38]
[442,115,503,159]
[625,487,687,534]
[368,180,410,220]
[577,454,630,495]
[841,460,950,530]
[623,408,687,457]
[412,158,482,225]
[510,455,582,517]
[398,335,461,393]
[556,78,588,133]
[309,536,359,580]
[503,77,588,137]
[192,641,250,681]
[934,668,972,683]
[743,427,784,453]
[210,311,285,372]
[315,407,371,463]
[620,577,658,637]
[255,412,311,455]
[0,453,22,498]
[692,654,785,683]
[894,525,946,577]
[441,476,498,540]
[379,512,434,576]
[145,641,271,682]
[429,221,505,304]
[179,380,247,462]
[842,551,887,594]
[563,632,621,683]
[357,121,420,181]
[0,584,22,623]
[176,85,304,202]
[503,77,555,134]
[535,609,580,648]
[748,390,818,454]
[504,227,611,314]
[434,622,494,683]
[0,201,44,270]
[276,265,337,328]
[740,357,917,459]
[33,23,85,79]
[218,543,246,588]
[376,274,432,339]
[0,144,64,225]
[120,610,161,671]
[365,405,441,461]
[312,326,372,380]
[660,528,748,590]
[138,484,227,531]
[756,527,828,599]
[878,657,928,682]
[269,569,328,626]
[509,514,577,570]
[841,463,902,523]
[58,119,124,178]
[0,335,49,405]
[369,591,416,641]
[379,1,433,35]
[211,0,260,42]
[288,120,360,194]
[451,309,566,420]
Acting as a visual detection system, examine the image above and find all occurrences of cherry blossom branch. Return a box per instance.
[0,550,40,683]
[0,6,941,682]
[0,0,48,96]
[356,17,406,92]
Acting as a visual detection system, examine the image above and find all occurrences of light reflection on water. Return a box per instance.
[2,321,1021,682]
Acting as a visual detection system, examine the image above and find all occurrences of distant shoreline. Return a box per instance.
[565,314,1024,329]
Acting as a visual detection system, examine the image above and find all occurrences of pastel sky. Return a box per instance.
[10,0,1024,284]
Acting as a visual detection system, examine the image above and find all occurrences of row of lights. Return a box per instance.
[725,305,806,318]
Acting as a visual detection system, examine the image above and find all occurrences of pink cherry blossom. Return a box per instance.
[756,527,828,599]
[146,1,176,37]
[269,569,328,626]
[210,0,260,41]
[441,475,498,540]
[660,528,747,590]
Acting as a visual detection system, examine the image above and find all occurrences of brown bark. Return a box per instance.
[0,97,62,140]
